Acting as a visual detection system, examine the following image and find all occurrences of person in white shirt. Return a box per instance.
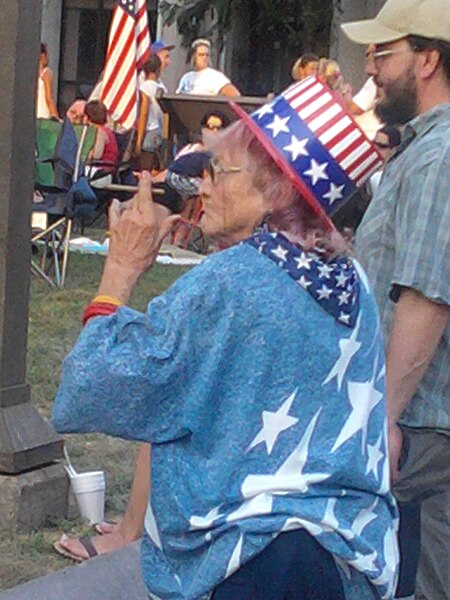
[135,54,165,171]
[176,39,240,97]
[349,77,381,140]
[36,43,59,120]
[150,39,175,94]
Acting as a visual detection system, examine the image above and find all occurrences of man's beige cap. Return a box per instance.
[341,0,450,45]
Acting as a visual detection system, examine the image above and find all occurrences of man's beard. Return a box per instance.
[375,68,418,126]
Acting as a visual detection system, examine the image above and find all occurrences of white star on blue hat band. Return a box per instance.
[251,96,356,215]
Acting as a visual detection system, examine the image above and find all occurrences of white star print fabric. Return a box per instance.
[53,233,398,600]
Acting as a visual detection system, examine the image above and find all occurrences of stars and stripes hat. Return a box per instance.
[230,76,383,227]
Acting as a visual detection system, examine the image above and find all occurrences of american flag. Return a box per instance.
[100,0,151,130]
[281,78,381,186]
[232,77,382,222]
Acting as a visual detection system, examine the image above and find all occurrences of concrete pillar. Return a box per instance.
[0,0,67,533]
[332,0,386,92]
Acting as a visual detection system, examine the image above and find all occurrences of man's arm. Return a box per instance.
[219,83,240,97]
[386,287,449,476]
[136,92,149,152]
[90,128,107,160]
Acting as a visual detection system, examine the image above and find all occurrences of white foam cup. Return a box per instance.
[70,470,106,525]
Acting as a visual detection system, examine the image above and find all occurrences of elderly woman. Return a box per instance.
[53,78,398,600]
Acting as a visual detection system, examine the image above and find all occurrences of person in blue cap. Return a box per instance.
[151,39,175,94]
[53,77,398,599]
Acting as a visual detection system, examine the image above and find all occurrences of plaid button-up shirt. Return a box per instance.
[356,102,450,431]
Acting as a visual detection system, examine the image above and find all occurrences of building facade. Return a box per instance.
[41,0,386,113]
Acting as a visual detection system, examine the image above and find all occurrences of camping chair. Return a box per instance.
[32,118,97,288]
[79,128,137,231]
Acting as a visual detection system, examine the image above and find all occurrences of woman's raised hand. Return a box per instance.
[97,171,179,304]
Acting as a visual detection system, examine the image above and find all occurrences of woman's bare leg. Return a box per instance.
[56,444,150,559]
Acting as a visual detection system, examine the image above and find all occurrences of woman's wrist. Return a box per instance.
[97,261,141,305]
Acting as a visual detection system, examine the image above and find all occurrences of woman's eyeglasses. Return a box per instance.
[207,158,241,183]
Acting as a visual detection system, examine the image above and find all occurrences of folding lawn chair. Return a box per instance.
[79,128,137,232]
[32,118,97,288]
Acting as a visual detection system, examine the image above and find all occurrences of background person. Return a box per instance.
[368,125,401,195]
[291,52,320,81]
[318,58,353,108]
[135,55,165,172]
[349,77,382,140]
[150,39,175,93]
[342,1,450,598]
[168,110,231,248]
[37,43,59,120]
[53,82,397,599]
[176,38,240,97]
[66,99,87,125]
[84,100,119,173]
[151,40,175,93]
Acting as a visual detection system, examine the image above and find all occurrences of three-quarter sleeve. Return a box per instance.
[53,269,221,444]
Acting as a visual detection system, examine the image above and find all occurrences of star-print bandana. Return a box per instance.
[245,228,360,328]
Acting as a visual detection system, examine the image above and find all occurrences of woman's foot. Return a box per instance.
[54,523,139,561]
[94,520,120,535]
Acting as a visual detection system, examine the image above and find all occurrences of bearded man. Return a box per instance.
[342,1,450,599]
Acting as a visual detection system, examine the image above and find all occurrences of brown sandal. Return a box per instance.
[53,535,99,561]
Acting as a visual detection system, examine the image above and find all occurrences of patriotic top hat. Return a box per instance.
[230,77,383,228]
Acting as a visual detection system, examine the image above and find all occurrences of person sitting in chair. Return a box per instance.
[84,100,119,174]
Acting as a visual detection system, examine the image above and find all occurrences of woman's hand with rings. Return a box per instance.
[97,171,180,304]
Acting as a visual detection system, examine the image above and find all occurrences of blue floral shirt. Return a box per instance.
[53,231,398,599]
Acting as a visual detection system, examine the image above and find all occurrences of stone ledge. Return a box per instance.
[0,542,148,600]
[0,463,69,534]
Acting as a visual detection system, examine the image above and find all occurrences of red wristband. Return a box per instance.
[82,302,120,326]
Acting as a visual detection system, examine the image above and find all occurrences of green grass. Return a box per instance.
[0,253,190,592]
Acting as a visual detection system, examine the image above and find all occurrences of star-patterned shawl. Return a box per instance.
[53,233,398,600]
[246,228,360,328]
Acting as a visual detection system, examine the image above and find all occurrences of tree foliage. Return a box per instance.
[161,0,333,51]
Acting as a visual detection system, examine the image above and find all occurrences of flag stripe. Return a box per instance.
[318,116,353,146]
[307,104,342,133]
[290,83,324,110]
[251,76,382,216]
[100,0,150,130]
[329,129,363,160]
[335,138,371,175]
[297,92,333,121]
[340,141,371,170]
[105,9,128,64]
[283,78,317,101]
[101,18,135,100]
[350,153,382,181]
